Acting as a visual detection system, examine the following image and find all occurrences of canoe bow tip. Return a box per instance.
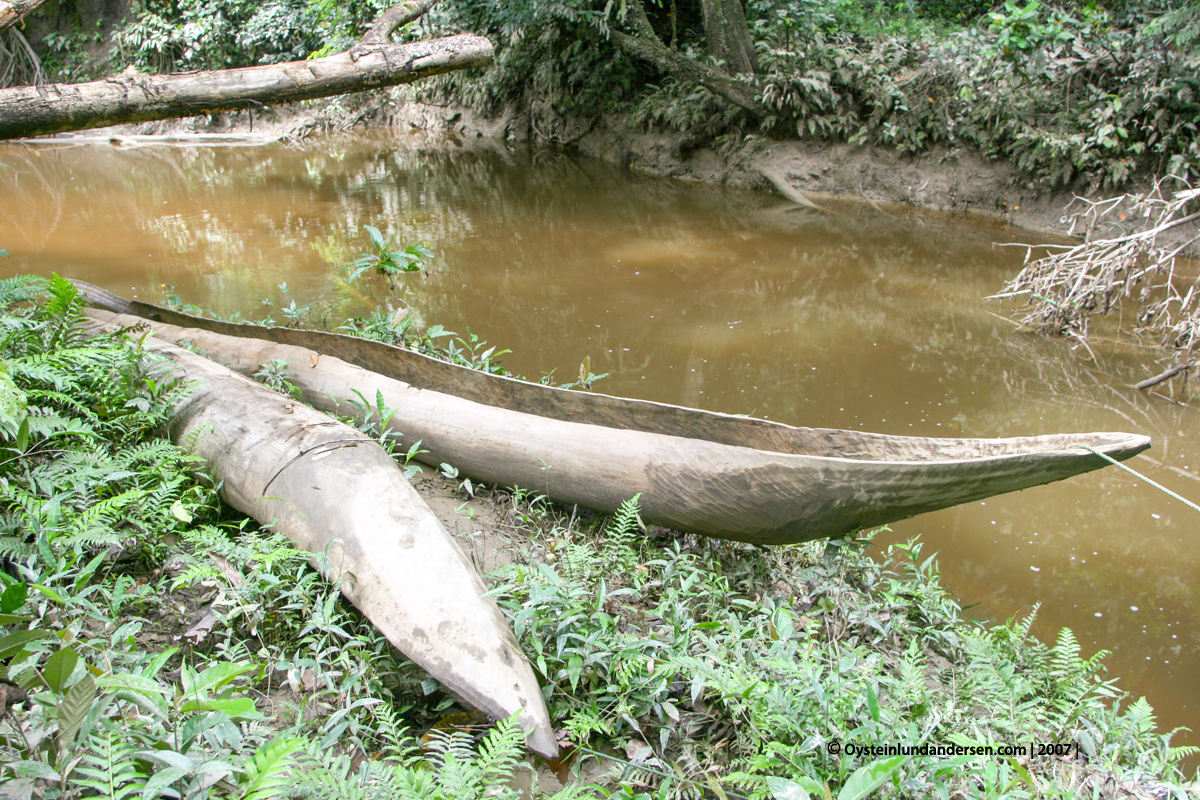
[523,722,560,759]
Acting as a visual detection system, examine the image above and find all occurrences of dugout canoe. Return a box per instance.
[103,327,557,757]
[78,283,1152,546]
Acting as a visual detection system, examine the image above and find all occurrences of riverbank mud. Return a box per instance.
[33,89,1092,239]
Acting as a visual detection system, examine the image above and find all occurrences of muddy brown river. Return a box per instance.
[2,133,1197,756]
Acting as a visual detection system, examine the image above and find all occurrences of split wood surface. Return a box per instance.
[81,290,1151,546]
[91,323,556,756]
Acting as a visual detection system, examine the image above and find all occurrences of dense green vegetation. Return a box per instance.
[13,0,1198,190]
[421,0,1200,189]
[0,275,1196,797]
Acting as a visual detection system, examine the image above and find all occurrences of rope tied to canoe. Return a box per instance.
[1079,445,1200,514]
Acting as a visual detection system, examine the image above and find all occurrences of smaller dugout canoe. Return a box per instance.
[105,328,557,757]
[78,284,1152,546]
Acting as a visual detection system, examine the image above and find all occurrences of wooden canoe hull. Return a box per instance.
[82,290,1152,546]
[117,330,557,757]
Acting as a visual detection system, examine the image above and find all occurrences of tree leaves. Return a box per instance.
[57,673,97,754]
[41,646,79,693]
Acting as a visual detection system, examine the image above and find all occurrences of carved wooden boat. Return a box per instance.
[79,283,1151,546]
[98,325,557,757]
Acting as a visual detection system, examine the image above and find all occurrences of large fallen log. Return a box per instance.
[102,326,556,757]
[0,0,47,33]
[0,1,492,139]
[82,296,1152,546]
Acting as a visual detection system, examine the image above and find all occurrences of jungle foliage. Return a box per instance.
[416,0,1200,190]
[17,0,1199,188]
[0,276,1196,797]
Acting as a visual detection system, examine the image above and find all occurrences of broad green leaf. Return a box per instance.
[170,499,193,523]
[42,646,79,693]
[141,766,189,800]
[136,750,195,772]
[181,661,255,696]
[0,630,51,659]
[9,760,62,781]
[1005,756,1038,793]
[0,360,27,437]
[0,583,27,614]
[0,613,31,625]
[31,584,64,604]
[836,755,907,800]
[767,776,811,800]
[180,697,260,719]
[100,673,172,696]
[57,673,97,752]
[113,690,169,721]
[866,682,880,724]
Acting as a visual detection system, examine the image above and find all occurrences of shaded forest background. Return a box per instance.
[4,0,1199,190]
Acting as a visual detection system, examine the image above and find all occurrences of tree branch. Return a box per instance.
[0,33,492,139]
[0,0,47,33]
[607,0,766,118]
[358,0,440,46]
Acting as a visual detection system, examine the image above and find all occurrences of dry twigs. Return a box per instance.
[989,179,1200,369]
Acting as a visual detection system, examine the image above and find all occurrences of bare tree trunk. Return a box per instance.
[700,0,757,75]
[608,0,765,117]
[0,0,47,32]
[0,0,492,140]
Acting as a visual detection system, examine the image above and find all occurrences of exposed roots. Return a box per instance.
[989,179,1200,369]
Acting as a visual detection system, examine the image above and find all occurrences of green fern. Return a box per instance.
[41,275,88,353]
[0,275,47,310]
[600,493,643,579]
[470,715,527,790]
[241,736,304,800]
[74,729,148,800]
[369,702,418,763]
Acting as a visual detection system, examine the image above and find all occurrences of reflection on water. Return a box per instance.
[2,134,1197,755]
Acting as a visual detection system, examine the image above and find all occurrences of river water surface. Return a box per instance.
[2,133,1197,756]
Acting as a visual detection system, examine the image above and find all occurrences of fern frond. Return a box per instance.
[1011,603,1039,645]
[9,357,80,392]
[121,439,187,467]
[74,729,148,800]
[422,727,482,795]
[0,275,47,310]
[73,487,152,532]
[1123,696,1157,736]
[608,493,643,540]
[0,535,35,558]
[42,275,88,352]
[600,493,643,581]
[371,703,418,763]
[1049,627,1082,680]
[473,715,525,787]
[242,736,304,800]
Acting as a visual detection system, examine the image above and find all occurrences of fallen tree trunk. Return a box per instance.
[0,0,491,139]
[89,324,556,757]
[0,0,46,32]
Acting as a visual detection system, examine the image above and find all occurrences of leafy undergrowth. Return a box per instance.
[421,0,1200,192]
[490,497,1198,799]
[0,275,1196,798]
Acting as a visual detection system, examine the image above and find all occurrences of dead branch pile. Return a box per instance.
[989,180,1200,362]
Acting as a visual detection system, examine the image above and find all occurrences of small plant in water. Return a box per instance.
[347,225,433,289]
